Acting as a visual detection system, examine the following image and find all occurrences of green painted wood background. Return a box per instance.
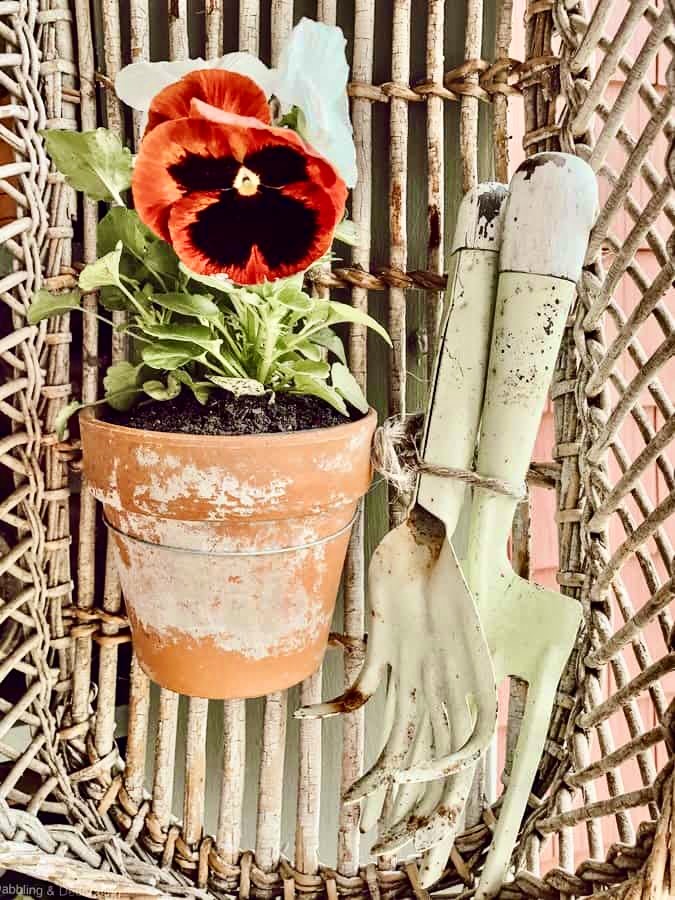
[94,0,497,865]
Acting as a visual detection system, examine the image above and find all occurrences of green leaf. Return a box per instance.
[103,361,145,411]
[150,292,221,319]
[311,327,347,364]
[145,241,179,281]
[140,322,222,354]
[98,207,152,258]
[293,359,330,378]
[277,287,314,312]
[292,375,348,416]
[55,400,84,439]
[207,375,265,397]
[42,128,133,204]
[79,243,123,292]
[172,369,211,404]
[331,362,368,413]
[99,208,180,288]
[293,339,323,362]
[334,218,359,247]
[98,285,130,312]
[142,340,205,370]
[179,263,233,295]
[327,300,391,346]
[28,289,81,324]
[143,375,182,401]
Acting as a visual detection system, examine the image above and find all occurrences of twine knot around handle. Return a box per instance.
[371,413,527,501]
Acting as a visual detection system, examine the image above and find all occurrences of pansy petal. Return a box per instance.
[146,70,271,133]
[276,18,349,106]
[189,97,273,131]
[134,114,346,284]
[132,117,244,240]
[208,52,276,99]
[273,18,357,186]
[167,179,338,284]
[115,60,202,112]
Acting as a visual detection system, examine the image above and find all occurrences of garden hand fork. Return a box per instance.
[393,153,599,896]
[296,184,508,814]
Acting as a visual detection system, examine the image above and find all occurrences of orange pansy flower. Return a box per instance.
[132,70,347,285]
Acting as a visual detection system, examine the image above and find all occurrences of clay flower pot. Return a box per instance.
[80,408,376,699]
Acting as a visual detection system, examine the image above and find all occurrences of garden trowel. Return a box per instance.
[389,153,599,895]
[296,184,508,816]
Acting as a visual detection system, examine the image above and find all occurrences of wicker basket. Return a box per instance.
[0,0,672,897]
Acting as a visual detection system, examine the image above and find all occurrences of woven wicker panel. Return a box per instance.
[0,0,671,897]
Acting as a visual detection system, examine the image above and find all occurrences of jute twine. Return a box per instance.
[371,413,527,500]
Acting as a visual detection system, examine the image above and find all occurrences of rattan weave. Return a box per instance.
[0,0,670,897]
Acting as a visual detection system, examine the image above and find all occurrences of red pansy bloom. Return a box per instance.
[132,70,347,285]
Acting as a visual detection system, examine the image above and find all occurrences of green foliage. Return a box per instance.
[41,129,133,204]
[27,289,81,324]
[32,128,391,431]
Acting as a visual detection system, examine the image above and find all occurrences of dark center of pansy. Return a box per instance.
[169,144,309,194]
[188,189,318,271]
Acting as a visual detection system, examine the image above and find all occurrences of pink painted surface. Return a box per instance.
[501,0,672,872]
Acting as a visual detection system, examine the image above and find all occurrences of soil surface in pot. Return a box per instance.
[110,391,363,436]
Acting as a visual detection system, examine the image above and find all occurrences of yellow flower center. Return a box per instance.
[234,165,260,197]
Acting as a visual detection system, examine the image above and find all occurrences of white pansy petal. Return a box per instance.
[275,17,357,185]
[115,60,204,111]
[212,52,276,97]
[277,18,348,103]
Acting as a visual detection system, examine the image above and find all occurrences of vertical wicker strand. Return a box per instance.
[168,0,189,61]
[129,0,150,145]
[125,654,151,806]
[214,5,261,869]
[337,0,375,875]
[271,0,294,64]
[239,0,260,54]
[123,0,152,807]
[205,0,223,58]
[493,0,513,184]
[425,0,445,373]
[254,2,293,876]
[317,1,336,23]
[460,0,482,191]
[184,697,209,846]
[151,690,180,832]
[217,698,246,865]
[94,0,125,764]
[294,0,336,871]
[71,0,98,727]
[388,0,410,428]
[256,692,288,871]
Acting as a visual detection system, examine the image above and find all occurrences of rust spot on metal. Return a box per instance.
[338,686,371,713]
[408,506,445,559]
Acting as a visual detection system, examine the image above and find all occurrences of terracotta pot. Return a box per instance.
[80,408,376,699]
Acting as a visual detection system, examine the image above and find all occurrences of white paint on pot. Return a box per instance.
[113,536,332,659]
[131,461,291,517]
[113,509,328,553]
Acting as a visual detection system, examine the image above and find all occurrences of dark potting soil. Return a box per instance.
[110,391,363,436]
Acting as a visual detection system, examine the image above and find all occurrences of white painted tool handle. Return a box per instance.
[469,154,598,561]
[417,183,508,526]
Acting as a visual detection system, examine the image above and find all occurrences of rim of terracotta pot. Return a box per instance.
[80,405,377,445]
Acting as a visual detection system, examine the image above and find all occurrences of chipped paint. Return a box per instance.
[80,408,377,698]
[132,463,291,517]
[114,537,333,659]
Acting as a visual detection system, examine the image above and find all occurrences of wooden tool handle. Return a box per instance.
[469,153,598,555]
[417,182,508,527]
